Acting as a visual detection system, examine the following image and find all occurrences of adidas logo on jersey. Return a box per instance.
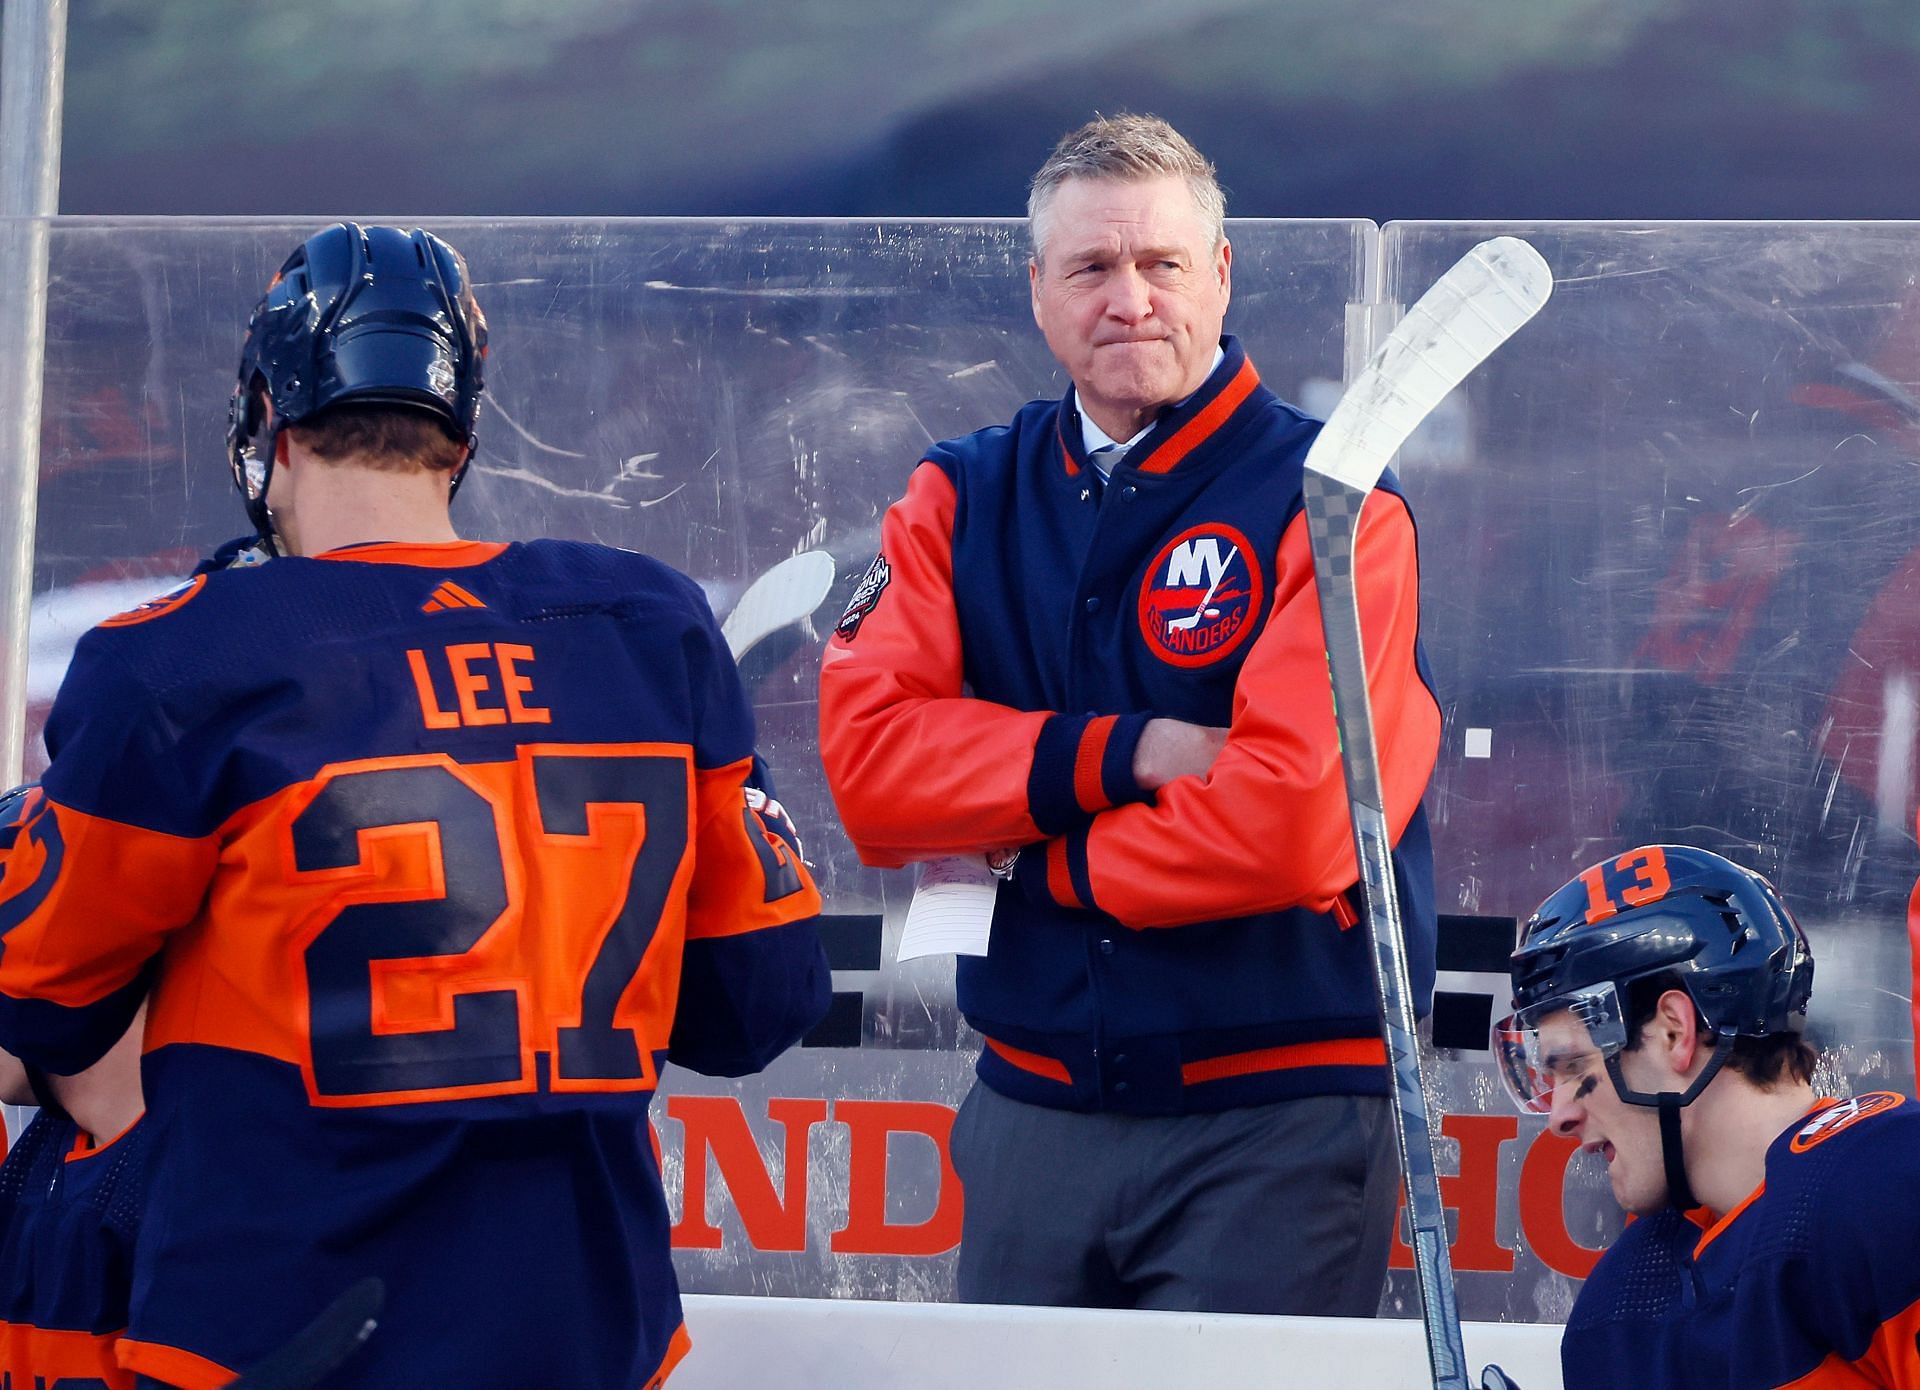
[422,581,487,614]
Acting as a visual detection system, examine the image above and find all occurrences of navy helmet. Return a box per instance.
[226,222,488,541]
[1495,844,1813,1116]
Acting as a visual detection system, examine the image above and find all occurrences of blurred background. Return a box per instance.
[51,0,1920,220]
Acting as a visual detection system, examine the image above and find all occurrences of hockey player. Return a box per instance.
[0,223,829,1388]
[0,781,148,1388]
[1497,845,1920,1389]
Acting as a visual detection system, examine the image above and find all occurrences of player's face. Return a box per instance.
[1538,1011,1668,1214]
[1029,175,1231,439]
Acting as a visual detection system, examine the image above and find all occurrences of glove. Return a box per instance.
[1481,1366,1522,1390]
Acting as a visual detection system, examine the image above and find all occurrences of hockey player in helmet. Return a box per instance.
[1498,846,1920,1389]
[0,224,829,1388]
[226,221,487,556]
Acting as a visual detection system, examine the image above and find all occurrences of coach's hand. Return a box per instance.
[1131,718,1229,791]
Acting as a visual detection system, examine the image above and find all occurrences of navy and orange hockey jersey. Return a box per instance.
[1562,1093,1920,1389]
[0,1110,146,1390]
[818,337,1440,1115]
[0,538,829,1388]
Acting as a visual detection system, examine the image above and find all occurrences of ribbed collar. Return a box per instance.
[1056,336,1264,480]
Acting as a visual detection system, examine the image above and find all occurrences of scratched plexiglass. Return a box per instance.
[1387,222,1920,1318]
[14,220,1916,1322]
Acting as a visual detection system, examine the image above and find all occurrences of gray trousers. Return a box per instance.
[949,1082,1399,1315]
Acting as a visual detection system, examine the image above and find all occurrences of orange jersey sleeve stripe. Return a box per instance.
[983,1035,1073,1085]
[1778,1312,1920,1390]
[818,461,1054,866]
[1136,357,1261,475]
[1072,716,1117,815]
[685,757,821,943]
[118,1336,237,1390]
[1851,1290,1920,1390]
[643,1321,694,1388]
[0,799,218,1009]
[1180,1036,1387,1086]
[1,1321,134,1387]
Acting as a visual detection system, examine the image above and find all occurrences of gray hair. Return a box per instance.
[1027,113,1227,264]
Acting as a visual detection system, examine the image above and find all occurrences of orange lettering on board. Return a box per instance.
[669,1094,826,1253]
[1390,1113,1518,1274]
[831,1099,964,1257]
[1518,1130,1605,1278]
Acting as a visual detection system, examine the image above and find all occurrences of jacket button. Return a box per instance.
[1114,1080,1131,1094]
[1099,938,1115,955]
[1122,485,1138,500]
[1113,1054,1128,1067]
[1084,596,1101,614]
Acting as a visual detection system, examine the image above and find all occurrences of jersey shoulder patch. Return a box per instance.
[98,574,207,628]
[1788,1091,1906,1154]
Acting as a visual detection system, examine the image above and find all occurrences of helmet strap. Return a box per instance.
[1603,1036,1735,1211]
[1657,1096,1697,1211]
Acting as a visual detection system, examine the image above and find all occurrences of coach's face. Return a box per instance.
[1030,174,1231,441]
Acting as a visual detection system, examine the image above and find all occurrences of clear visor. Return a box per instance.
[1492,981,1631,1114]
[227,388,273,503]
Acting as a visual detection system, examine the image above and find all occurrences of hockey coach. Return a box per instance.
[819,114,1442,1314]
[0,223,829,1387]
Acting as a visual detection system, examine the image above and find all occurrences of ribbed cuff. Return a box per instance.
[1027,712,1154,835]
[1013,831,1094,912]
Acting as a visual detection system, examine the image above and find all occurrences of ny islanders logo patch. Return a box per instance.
[100,574,207,628]
[1789,1091,1904,1153]
[1137,524,1264,668]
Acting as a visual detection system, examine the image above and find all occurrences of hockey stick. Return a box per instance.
[1301,236,1552,1390]
[722,550,837,662]
[225,1276,383,1390]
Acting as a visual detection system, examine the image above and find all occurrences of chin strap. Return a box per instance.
[1657,1094,1698,1211]
[1606,1036,1735,1212]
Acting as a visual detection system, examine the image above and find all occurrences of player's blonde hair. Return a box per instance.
[1027,113,1227,265]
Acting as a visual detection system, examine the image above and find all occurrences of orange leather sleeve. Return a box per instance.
[818,461,1144,867]
[1032,491,1439,926]
[1908,829,1920,1087]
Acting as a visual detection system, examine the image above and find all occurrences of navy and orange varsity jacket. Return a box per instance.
[0,1110,146,1389]
[0,538,829,1389]
[819,337,1441,1115]
[1563,1093,1920,1389]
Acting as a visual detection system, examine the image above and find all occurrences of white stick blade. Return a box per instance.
[722,550,837,660]
[1305,236,1553,493]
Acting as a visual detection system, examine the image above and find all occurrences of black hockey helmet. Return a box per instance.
[226,222,488,541]
[1495,844,1813,1117]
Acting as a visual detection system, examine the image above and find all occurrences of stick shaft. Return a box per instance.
[1302,467,1467,1390]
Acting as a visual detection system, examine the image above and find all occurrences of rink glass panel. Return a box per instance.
[14,219,1915,1321]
